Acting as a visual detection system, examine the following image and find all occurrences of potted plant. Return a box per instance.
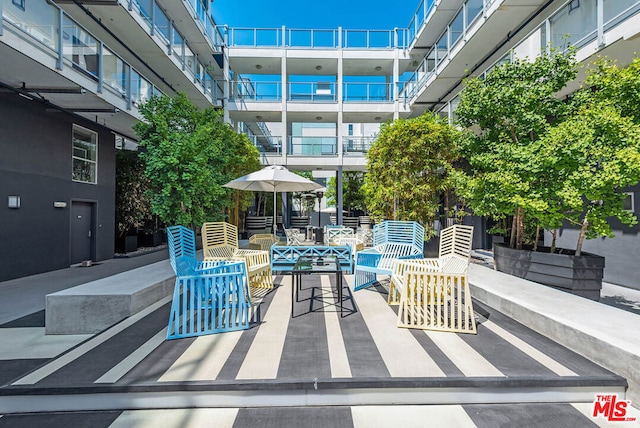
[455,50,640,300]
[115,149,151,253]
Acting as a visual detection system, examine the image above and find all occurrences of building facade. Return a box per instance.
[1,0,639,287]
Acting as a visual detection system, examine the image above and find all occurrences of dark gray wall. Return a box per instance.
[0,93,115,281]
[544,185,640,290]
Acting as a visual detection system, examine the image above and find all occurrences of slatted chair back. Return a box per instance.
[372,220,424,253]
[326,226,354,245]
[167,225,198,277]
[284,228,302,245]
[439,224,474,260]
[201,222,239,259]
[166,261,252,339]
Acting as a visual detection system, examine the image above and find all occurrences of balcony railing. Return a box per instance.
[343,137,376,155]
[343,83,393,102]
[288,137,338,155]
[1,0,165,108]
[288,82,336,102]
[230,80,282,101]
[247,135,282,154]
[227,27,406,49]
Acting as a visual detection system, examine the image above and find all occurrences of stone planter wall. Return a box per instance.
[493,243,605,301]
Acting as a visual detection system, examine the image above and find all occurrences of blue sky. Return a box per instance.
[212,0,417,30]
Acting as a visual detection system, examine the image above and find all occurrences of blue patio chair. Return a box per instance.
[353,220,424,291]
[166,260,253,339]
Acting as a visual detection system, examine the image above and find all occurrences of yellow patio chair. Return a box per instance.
[249,233,281,251]
[201,222,273,290]
[389,224,476,333]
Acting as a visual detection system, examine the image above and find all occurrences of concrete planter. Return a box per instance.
[493,243,604,301]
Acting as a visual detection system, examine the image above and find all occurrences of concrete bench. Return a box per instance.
[45,260,174,335]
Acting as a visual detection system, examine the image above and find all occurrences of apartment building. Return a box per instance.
[1,0,639,286]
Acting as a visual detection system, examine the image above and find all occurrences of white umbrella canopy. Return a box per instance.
[223,165,323,234]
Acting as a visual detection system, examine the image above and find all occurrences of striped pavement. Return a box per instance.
[0,274,629,425]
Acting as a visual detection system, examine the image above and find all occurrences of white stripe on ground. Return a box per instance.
[158,329,244,382]
[12,296,172,385]
[236,276,291,379]
[110,408,239,428]
[351,404,476,428]
[483,320,578,376]
[95,329,166,383]
[321,275,352,378]
[426,330,503,377]
[350,285,445,377]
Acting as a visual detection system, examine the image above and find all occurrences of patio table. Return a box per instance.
[291,256,343,318]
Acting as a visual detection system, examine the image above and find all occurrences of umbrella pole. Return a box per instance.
[273,190,277,236]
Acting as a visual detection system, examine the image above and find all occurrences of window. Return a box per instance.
[72,125,97,184]
[623,192,635,212]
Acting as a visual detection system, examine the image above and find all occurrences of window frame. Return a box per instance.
[622,192,635,212]
[72,124,98,184]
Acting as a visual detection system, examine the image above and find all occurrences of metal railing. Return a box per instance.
[230,80,282,101]
[247,135,282,154]
[343,137,376,155]
[288,137,338,155]
[343,82,393,102]
[227,26,406,49]
[288,82,336,102]
[1,0,166,108]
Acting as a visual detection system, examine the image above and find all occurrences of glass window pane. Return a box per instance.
[62,16,99,76]
[3,0,59,50]
[72,126,97,184]
[102,47,126,95]
[603,0,636,23]
[467,0,483,26]
[550,0,597,49]
[154,3,170,40]
[451,9,464,46]
[173,30,183,58]
[436,31,448,62]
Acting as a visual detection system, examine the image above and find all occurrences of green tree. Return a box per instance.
[363,113,462,238]
[537,59,640,255]
[114,149,152,238]
[134,93,255,228]
[455,48,578,249]
[326,171,366,215]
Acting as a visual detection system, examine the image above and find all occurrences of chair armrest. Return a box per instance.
[356,249,382,268]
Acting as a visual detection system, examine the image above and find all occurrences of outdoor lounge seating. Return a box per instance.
[389,224,476,333]
[167,225,216,276]
[284,228,303,245]
[325,225,354,245]
[353,220,424,291]
[166,260,253,339]
[249,233,281,250]
[201,222,273,290]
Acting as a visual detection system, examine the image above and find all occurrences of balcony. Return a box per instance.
[288,136,338,155]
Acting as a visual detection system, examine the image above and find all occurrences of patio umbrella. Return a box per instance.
[223,165,323,235]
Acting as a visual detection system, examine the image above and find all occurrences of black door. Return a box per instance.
[70,201,94,264]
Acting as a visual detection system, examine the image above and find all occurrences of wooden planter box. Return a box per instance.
[493,243,605,301]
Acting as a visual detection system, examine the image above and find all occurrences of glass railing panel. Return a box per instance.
[102,46,127,96]
[467,0,483,27]
[172,30,183,59]
[62,15,99,76]
[288,82,336,102]
[450,8,464,47]
[550,0,597,50]
[288,137,338,155]
[229,28,281,46]
[436,30,448,63]
[230,81,281,101]
[153,2,170,41]
[603,0,640,28]
[184,43,195,75]
[131,69,152,104]
[343,83,391,102]
[287,29,336,47]
[248,135,282,154]
[343,137,376,154]
[2,0,59,50]
[135,0,152,27]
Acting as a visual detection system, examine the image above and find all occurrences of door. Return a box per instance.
[70,201,94,264]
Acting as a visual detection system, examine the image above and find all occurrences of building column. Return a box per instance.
[336,166,344,225]
[281,37,288,164]
[393,43,400,120]
[337,27,344,163]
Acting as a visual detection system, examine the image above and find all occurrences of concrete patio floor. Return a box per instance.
[0,249,639,427]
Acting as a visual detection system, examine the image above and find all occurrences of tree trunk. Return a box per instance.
[515,207,524,250]
[510,212,517,248]
[533,225,540,251]
[550,229,557,253]
[576,217,589,257]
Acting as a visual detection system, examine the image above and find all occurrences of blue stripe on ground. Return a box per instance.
[0,411,122,428]
[463,403,599,428]
[473,301,619,376]
[35,302,173,386]
[336,278,390,378]
[278,274,331,379]
[233,406,353,428]
[0,359,49,386]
